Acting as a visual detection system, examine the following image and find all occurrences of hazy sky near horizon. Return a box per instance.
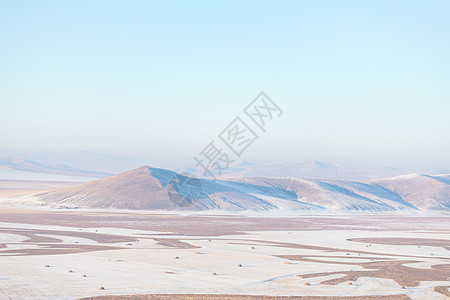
[1,0,449,170]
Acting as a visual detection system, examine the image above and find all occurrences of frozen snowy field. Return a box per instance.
[0,208,448,300]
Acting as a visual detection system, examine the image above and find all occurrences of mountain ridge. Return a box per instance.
[33,166,450,212]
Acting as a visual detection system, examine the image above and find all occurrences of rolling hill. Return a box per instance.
[34,166,450,212]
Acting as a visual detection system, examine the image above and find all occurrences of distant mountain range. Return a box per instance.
[35,166,450,212]
[179,160,430,180]
[0,155,110,178]
[0,150,147,178]
[2,149,448,181]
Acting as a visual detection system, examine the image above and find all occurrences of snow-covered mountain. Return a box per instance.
[35,166,450,212]
[177,160,442,180]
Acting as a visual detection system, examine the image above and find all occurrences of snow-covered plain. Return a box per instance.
[0,209,449,300]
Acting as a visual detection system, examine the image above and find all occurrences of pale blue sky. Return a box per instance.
[1,0,449,169]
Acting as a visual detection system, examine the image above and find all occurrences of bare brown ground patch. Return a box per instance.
[432,264,450,272]
[0,243,122,256]
[0,228,64,243]
[0,228,201,256]
[278,255,450,287]
[1,208,449,236]
[434,286,450,297]
[0,228,135,243]
[0,228,133,256]
[349,237,450,250]
[226,239,450,261]
[79,294,411,300]
[153,238,199,249]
